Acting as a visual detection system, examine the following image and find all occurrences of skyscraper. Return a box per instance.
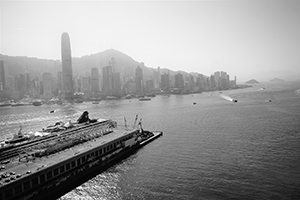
[61,32,74,99]
[135,66,143,94]
[108,57,116,72]
[91,68,100,92]
[42,73,52,98]
[175,73,184,89]
[0,60,5,91]
[102,66,113,94]
[160,73,170,91]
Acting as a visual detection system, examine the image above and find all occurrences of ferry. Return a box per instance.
[0,112,162,200]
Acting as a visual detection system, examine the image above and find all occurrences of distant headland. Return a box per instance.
[245,79,259,84]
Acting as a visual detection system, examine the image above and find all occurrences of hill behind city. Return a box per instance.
[0,49,189,80]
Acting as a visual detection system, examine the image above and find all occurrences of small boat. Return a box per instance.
[146,93,156,97]
[232,99,238,103]
[92,101,100,104]
[106,96,118,100]
[32,100,42,106]
[139,97,151,101]
[74,99,83,103]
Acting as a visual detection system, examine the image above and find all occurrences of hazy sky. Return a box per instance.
[1,0,300,82]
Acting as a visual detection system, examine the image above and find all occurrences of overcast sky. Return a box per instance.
[1,0,300,82]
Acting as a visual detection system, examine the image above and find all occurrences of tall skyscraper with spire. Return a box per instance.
[61,32,74,99]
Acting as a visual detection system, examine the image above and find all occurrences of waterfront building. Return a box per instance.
[185,75,195,92]
[210,75,216,89]
[214,71,221,88]
[160,73,170,91]
[31,76,40,99]
[112,72,122,92]
[135,66,143,94]
[91,68,100,92]
[102,66,113,95]
[42,73,53,98]
[124,79,136,94]
[219,71,228,89]
[15,74,26,99]
[0,60,5,91]
[74,76,82,93]
[57,72,62,94]
[152,67,161,89]
[145,79,154,93]
[175,73,184,89]
[26,73,30,95]
[61,32,74,100]
[81,76,91,97]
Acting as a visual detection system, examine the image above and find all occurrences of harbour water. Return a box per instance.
[1,81,300,200]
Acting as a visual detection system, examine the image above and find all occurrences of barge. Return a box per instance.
[0,116,162,200]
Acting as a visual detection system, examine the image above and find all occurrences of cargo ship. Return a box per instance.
[0,112,163,200]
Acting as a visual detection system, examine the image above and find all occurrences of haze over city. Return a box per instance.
[1,0,300,82]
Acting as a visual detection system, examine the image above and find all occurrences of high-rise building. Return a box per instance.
[61,32,74,99]
[109,57,117,72]
[15,74,26,98]
[145,79,154,93]
[210,75,216,89]
[160,73,170,91]
[57,72,62,94]
[81,77,91,94]
[42,73,52,98]
[112,72,121,91]
[0,60,5,91]
[91,68,100,92]
[135,66,143,94]
[102,66,113,94]
[214,71,221,88]
[175,73,184,89]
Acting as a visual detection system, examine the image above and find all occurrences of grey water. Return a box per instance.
[1,82,300,200]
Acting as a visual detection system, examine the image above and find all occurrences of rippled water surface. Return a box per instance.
[1,82,300,200]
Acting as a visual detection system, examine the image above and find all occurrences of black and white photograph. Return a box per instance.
[0,0,300,199]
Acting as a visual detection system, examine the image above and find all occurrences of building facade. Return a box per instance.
[61,32,74,99]
[135,66,143,94]
[91,68,100,93]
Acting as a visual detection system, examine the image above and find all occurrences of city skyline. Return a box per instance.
[1,1,300,82]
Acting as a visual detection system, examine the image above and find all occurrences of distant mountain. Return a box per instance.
[0,49,199,80]
[72,49,141,78]
[270,77,284,82]
[245,79,259,84]
[0,49,150,79]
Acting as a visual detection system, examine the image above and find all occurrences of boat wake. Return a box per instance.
[220,94,233,101]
